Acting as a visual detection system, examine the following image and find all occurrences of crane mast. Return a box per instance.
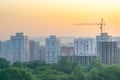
[99,18,105,34]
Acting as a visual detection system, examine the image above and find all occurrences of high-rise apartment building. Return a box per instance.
[0,41,12,61]
[74,38,98,67]
[74,38,96,55]
[97,41,120,64]
[10,33,29,63]
[96,33,120,65]
[0,33,29,63]
[39,46,46,62]
[113,37,120,48]
[46,36,60,64]
[96,33,112,54]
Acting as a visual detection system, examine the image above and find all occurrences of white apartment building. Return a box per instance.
[74,38,98,67]
[74,38,96,55]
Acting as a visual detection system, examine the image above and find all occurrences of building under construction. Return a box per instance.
[96,33,120,65]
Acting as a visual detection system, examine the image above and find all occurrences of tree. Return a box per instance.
[27,61,45,69]
[57,58,72,74]
[71,61,79,70]
[0,67,36,80]
[39,69,69,80]
[0,58,10,69]
[102,65,120,80]
[88,60,102,71]
[72,65,85,80]
[12,61,23,68]
[88,68,103,80]
[33,66,50,75]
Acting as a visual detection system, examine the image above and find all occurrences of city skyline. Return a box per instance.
[1,0,120,40]
[1,32,120,66]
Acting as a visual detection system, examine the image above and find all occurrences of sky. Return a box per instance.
[0,0,120,40]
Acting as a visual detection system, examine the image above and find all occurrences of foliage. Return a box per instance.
[88,68,100,80]
[72,65,85,80]
[1,58,120,80]
[87,60,102,71]
[0,58,10,69]
[0,67,36,80]
[27,61,46,69]
[57,58,72,74]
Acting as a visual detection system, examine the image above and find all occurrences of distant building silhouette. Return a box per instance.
[29,40,40,61]
[39,46,46,62]
[0,41,11,61]
[60,46,74,56]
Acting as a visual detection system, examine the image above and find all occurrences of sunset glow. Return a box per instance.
[0,0,120,39]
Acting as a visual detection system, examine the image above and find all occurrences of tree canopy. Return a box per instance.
[0,58,120,80]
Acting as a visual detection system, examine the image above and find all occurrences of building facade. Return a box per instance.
[0,41,12,62]
[73,38,98,67]
[60,54,98,68]
[97,41,120,64]
[29,40,40,61]
[96,33,112,54]
[39,46,46,62]
[46,36,60,64]
[10,33,29,63]
[0,33,29,63]
[60,46,74,56]
[96,33,120,65]
[74,38,96,55]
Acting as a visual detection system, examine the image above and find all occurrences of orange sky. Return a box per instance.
[0,0,120,40]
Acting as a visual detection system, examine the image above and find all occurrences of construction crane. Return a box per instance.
[74,18,105,34]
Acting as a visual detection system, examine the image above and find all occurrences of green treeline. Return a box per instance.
[0,58,120,80]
